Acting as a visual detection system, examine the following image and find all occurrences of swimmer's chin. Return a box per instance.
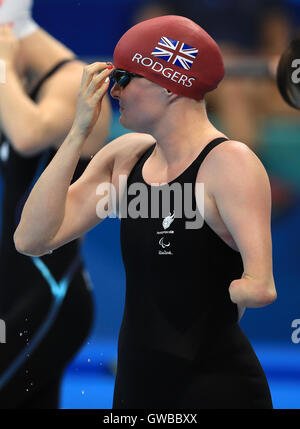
[119,115,147,134]
[119,115,134,132]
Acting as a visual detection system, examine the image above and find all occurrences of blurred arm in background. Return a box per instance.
[0,26,111,158]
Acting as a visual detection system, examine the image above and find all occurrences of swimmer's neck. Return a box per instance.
[149,100,224,165]
[19,28,76,91]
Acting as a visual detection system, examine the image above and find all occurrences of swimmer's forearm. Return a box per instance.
[229,275,277,308]
[14,128,85,255]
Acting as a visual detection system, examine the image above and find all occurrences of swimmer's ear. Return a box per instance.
[164,88,178,103]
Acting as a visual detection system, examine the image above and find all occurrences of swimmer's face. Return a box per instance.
[110,71,169,133]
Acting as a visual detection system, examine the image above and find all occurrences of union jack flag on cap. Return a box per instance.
[152,37,198,70]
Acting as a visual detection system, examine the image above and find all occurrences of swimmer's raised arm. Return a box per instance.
[14,62,114,256]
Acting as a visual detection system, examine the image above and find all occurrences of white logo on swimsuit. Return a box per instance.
[0,141,9,163]
[159,237,170,249]
[162,212,175,230]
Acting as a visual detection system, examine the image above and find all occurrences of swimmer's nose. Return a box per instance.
[110,82,121,100]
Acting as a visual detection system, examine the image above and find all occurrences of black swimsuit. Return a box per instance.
[114,137,273,409]
[0,59,94,409]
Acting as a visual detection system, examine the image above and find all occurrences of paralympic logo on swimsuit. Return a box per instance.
[0,319,6,344]
[95,175,204,230]
[159,237,170,249]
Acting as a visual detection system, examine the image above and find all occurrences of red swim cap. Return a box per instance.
[113,15,225,100]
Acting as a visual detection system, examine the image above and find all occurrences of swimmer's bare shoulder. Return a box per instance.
[32,59,84,101]
[197,139,268,193]
[112,132,156,176]
[81,131,155,177]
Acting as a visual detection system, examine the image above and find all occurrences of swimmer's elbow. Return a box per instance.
[13,230,50,257]
[11,119,52,157]
[12,136,45,158]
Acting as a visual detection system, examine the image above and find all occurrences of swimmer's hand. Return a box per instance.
[0,23,19,66]
[72,62,114,140]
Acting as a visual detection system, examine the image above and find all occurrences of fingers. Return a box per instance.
[81,62,114,89]
[91,77,111,105]
[77,62,114,110]
[79,62,114,107]
[86,66,113,96]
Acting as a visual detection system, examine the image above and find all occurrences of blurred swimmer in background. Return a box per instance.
[0,0,111,409]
